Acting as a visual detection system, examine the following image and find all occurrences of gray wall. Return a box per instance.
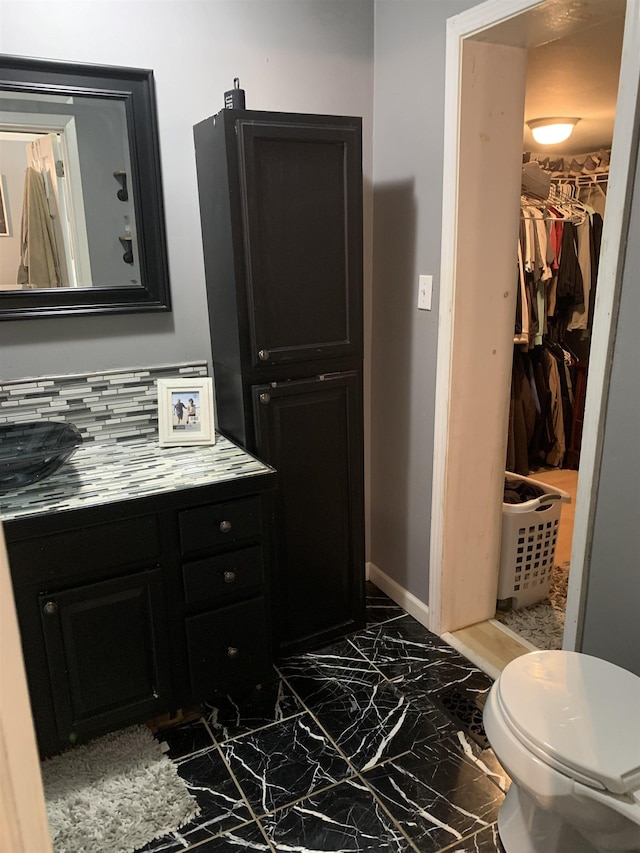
[582,141,640,677]
[0,0,374,380]
[370,0,481,601]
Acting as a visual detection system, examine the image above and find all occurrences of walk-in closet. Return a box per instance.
[499,157,609,647]
[496,15,623,651]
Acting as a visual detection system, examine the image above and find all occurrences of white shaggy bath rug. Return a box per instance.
[42,725,200,853]
[497,561,569,650]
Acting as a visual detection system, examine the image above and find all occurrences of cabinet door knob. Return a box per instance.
[227,646,239,659]
[223,570,236,584]
[259,392,271,405]
[43,601,58,616]
[219,520,232,533]
[258,349,270,361]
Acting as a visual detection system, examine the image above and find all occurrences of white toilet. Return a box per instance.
[483,650,640,853]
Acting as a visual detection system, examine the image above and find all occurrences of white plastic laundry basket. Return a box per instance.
[498,472,571,609]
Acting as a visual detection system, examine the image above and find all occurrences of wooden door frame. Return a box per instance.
[429,0,640,640]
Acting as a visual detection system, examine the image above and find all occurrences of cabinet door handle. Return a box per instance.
[43,601,58,616]
[258,349,270,361]
[223,570,236,584]
[219,520,232,533]
[227,646,239,659]
[259,392,270,405]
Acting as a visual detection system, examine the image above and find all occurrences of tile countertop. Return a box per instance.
[0,434,275,522]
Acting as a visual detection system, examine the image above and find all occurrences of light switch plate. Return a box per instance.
[418,274,433,310]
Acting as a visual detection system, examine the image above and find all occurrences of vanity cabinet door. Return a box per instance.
[39,568,171,747]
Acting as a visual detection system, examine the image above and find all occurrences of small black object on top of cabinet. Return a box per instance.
[193,109,365,652]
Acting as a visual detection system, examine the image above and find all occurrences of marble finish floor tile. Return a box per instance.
[363,739,504,853]
[352,615,493,693]
[187,820,273,851]
[440,824,505,852]
[278,639,382,687]
[366,580,405,626]
[277,639,385,715]
[260,776,414,852]
[154,717,215,760]
[219,712,352,817]
[131,584,508,853]
[139,746,252,853]
[205,674,302,743]
[391,660,494,707]
[398,681,493,753]
[390,646,493,704]
[445,731,510,795]
[311,678,457,772]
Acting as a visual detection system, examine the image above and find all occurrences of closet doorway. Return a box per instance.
[493,19,621,655]
[429,0,639,663]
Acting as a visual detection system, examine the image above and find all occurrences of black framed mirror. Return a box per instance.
[0,55,171,319]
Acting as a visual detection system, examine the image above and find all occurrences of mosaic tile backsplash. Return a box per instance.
[0,362,209,445]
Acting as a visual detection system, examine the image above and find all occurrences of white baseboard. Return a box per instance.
[367,562,430,630]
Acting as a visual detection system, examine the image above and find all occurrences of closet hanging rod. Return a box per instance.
[520,200,587,224]
[551,172,609,186]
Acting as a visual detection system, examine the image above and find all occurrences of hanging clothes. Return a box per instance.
[567,215,594,331]
[17,166,61,289]
[542,347,566,468]
[509,168,606,473]
[587,212,604,331]
[506,349,537,475]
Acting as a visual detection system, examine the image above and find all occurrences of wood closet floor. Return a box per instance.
[447,468,579,677]
[528,467,578,566]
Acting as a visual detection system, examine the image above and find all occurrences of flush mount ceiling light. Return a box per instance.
[527,117,580,145]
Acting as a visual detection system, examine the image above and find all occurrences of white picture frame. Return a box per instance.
[157,377,215,447]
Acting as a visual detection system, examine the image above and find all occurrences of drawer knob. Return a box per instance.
[259,392,271,405]
[43,601,58,616]
[223,570,236,584]
[219,520,232,533]
[227,646,239,659]
[258,349,270,361]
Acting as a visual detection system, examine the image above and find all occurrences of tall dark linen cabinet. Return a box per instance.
[194,110,365,652]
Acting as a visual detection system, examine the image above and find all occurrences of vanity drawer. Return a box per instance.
[8,516,160,585]
[178,497,261,555]
[182,546,264,606]
[186,597,269,696]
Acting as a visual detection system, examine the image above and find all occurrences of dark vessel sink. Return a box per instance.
[0,421,83,493]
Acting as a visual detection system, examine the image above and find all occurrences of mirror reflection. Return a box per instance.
[0,56,170,320]
[0,90,140,291]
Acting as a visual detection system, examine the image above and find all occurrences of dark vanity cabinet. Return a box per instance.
[179,496,270,698]
[194,110,366,652]
[38,568,171,750]
[4,472,275,756]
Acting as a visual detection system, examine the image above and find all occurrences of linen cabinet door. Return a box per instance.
[237,117,363,368]
[39,568,171,748]
[253,372,365,651]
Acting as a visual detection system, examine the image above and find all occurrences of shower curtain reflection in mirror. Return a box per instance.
[0,115,93,289]
[0,174,8,236]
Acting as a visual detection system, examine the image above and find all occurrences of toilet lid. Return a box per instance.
[497,651,640,795]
